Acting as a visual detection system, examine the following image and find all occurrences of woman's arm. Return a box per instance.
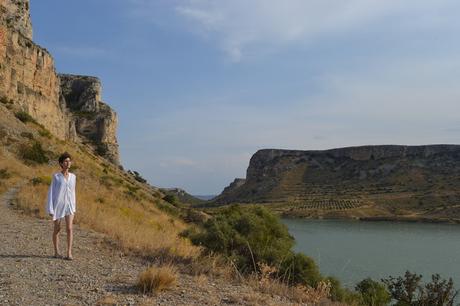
[45,174,56,216]
[71,174,76,212]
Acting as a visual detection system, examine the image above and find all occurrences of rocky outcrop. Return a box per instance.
[214,145,460,209]
[0,0,32,39]
[0,0,120,163]
[0,3,72,140]
[59,74,119,164]
[216,178,246,201]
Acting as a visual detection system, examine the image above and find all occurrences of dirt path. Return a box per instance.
[0,187,296,306]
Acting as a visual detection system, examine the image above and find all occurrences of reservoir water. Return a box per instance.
[282,218,460,289]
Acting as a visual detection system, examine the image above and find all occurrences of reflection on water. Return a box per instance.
[282,218,460,288]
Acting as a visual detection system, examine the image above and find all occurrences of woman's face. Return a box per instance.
[60,157,72,170]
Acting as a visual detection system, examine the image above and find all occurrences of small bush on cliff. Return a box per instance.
[95,144,108,156]
[163,194,178,206]
[38,128,51,139]
[187,205,322,286]
[0,169,11,180]
[31,176,52,186]
[20,141,49,164]
[0,96,13,105]
[15,111,36,123]
[128,170,147,184]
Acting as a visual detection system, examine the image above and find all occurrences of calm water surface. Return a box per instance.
[282,218,460,288]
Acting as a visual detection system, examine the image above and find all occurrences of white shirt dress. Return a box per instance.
[46,172,76,221]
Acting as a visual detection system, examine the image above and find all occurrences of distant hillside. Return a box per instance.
[213,145,460,222]
[160,188,206,206]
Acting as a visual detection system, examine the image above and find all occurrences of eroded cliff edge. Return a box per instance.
[214,145,460,221]
[0,0,119,164]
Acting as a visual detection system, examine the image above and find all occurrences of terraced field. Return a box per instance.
[213,146,460,220]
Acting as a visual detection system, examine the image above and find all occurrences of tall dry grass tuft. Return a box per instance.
[246,263,332,304]
[137,264,178,294]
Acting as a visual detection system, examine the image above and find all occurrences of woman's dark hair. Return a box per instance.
[58,152,72,164]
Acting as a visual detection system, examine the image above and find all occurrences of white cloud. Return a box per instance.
[174,0,459,61]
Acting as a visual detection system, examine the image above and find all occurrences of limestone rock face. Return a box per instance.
[0,5,71,140]
[0,0,32,39]
[214,145,460,206]
[0,0,120,164]
[59,74,120,164]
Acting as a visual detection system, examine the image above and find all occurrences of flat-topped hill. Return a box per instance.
[213,145,460,221]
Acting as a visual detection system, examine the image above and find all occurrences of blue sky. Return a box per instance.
[31,1,460,194]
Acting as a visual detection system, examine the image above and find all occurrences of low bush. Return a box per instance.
[0,168,11,180]
[31,176,52,185]
[20,132,34,140]
[20,141,49,164]
[187,205,321,286]
[128,170,147,183]
[325,276,361,304]
[163,194,178,206]
[0,96,13,104]
[95,144,108,156]
[38,128,51,139]
[355,278,390,306]
[15,111,36,123]
[382,271,458,306]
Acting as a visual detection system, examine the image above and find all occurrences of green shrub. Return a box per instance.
[31,176,52,185]
[20,141,49,164]
[38,128,51,139]
[15,111,36,123]
[163,194,178,206]
[155,201,180,216]
[280,252,322,286]
[325,276,362,304]
[183,208,208,224]
[20,132,34,140]
[383,271,458,306]
[128,170,147,184]
[0,96,13,104]
[187,205,320,284]
[95,144,108,156]
[0,169,11,180]
[355,278,390,306]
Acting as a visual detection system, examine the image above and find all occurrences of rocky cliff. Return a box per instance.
[0,0,119,163]
[59,74,119,164]
[214,145,460,221]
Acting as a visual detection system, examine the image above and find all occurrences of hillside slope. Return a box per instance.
[214,146,460,221]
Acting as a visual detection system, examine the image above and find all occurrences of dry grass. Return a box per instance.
[4,127,202,261]
[137,264,178,294]
[193,274,208,288]
[94,295,118,306]
[245,263,332,304]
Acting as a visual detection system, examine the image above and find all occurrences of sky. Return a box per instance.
[30,1,460,195]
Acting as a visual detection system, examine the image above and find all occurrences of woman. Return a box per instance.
[46,152,76,260]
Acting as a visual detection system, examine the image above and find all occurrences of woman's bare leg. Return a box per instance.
[53,219,61,256]
[65,214,74,259]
